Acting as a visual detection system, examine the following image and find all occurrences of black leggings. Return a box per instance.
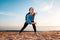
[19,22,36,33]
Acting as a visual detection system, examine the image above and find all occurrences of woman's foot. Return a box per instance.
[17,32,21,35]
[34,32,40,37]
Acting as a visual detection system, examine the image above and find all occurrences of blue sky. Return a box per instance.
[0,0,60,26]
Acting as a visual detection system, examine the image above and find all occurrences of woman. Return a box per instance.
[19,7,38,35]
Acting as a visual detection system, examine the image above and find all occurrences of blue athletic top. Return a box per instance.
[25,12,35,24]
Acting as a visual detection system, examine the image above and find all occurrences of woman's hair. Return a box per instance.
[29,7,34,11]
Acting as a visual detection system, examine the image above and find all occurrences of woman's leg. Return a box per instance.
[32,24,36,34]
[19,22,28,33]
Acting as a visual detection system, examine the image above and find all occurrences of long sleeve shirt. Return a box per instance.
[25,12,35,24]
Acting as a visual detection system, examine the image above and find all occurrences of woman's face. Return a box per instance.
[29,8,34,15]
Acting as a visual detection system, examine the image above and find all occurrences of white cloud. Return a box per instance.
[40,0,54,11]
[0,12,16,16]
[41,4,52,11]
[34,0,60,26]
[40,4,60,26]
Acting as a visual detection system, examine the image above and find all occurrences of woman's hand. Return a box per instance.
[31,22,36,24]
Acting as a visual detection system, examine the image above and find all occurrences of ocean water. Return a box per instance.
[0,26,60,31]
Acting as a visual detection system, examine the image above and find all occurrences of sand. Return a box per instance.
[0,31,60,40]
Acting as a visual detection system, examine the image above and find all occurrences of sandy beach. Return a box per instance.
[0,31,60,40]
